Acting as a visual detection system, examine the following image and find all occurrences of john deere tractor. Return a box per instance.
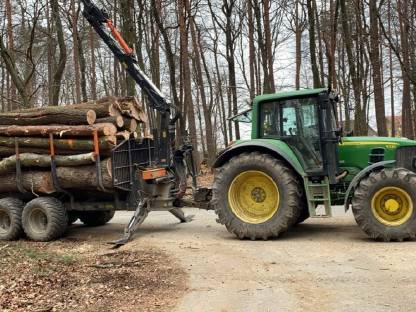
[212,88,416,241]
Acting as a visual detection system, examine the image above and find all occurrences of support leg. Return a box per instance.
[110,198,148,248]
[170,208,194,223]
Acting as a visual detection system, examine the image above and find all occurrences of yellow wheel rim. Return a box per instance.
[371,186,413,226]
[228,170,279,224]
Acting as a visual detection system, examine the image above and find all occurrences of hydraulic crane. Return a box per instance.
[81,0,206,246]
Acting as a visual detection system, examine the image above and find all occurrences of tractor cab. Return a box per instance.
[252,88,341,183]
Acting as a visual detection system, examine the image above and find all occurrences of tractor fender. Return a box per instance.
[343,160,396,211]
[213,141,306,178]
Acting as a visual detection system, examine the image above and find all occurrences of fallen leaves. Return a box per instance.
[0,241,186,312]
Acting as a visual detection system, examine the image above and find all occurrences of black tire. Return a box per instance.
[295,207,310,225]
[22,197,68,242]
[212,152,303,240]
[352,168,416,241]
[0,198,24,241]
[79,210,115,226]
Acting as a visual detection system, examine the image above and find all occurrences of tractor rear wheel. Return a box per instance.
[79,210,115,226]
[213,152,303,240]
[22,197,68,242]
[352,168,416,241]
[295,207,310,225]
[0,198,24,241]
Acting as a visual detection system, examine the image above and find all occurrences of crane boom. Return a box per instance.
[81,0,170,114]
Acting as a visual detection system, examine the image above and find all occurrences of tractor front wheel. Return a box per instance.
[352,168,416,241]
[213,152,303,240]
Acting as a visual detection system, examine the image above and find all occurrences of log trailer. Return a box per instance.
[1,0,416,245]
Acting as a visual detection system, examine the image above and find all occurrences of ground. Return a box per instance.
[1,207,416,311]
[0,239,186,311]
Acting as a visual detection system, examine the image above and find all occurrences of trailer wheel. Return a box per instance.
[0,198,24,241]
[213,152,303,240]
[22,197,68,242]
[79,210,115,227]
[352,168,416,241]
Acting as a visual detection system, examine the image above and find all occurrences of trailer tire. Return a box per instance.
[79,210,115,227]
[352,168,416,241]
[0,198,24,241]
[213,152,303,240]
[22,197,68,242]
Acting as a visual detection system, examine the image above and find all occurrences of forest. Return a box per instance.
[0,0,415,164]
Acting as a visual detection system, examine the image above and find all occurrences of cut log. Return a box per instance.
[96,116,125,128]
[0,123,117,137]
[116,131,131,141]
[0,152,96,175]
[0,159,113,194]
[114,99,148,122]
[66,96,118,118]
[0,136,116,151]
[0,146,112,157]
[124,118,138,132]
[0,107,97,125]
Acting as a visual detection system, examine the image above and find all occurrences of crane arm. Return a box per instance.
[81,0,170,114]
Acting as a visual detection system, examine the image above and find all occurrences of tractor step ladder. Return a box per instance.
[304,177,332,217]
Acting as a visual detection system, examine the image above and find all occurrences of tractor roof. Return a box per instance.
[253,88,328,105]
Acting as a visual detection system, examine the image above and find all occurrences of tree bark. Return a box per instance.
[0,152,96,175]
[0,161,113,194]
[369,0,387,136]
[340,0,366,135]
[120,0,137,96]
[4,0,16,107]
[0,107,96,126]
[71,0,81,103]
[0,136,115,151]
[398,0,414,139]
[179,0,199,166]
[248,0,256,98]
[50,0,67,106]
[0,123,117,137]
[306,0,321,88]
[263,0,275,93]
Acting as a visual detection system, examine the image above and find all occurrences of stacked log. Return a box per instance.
[0,96,149,194]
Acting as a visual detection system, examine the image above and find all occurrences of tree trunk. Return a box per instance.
[369,0,387,136]
[0,136,115,152]
[5,0,16,107]
[398,0,414,139]
[50,0,67,106]
[295,0,302,90]
[189,11,216,165]
[340,0,365,135]
[71,0,81,104]
[0,107,97,126]
[306,0,321,88]
[0,152,96,175]
[0,123,117,137]
[179,0,199,166]
[263,0,275,93]
[120,0,137,96]
[0,161,113,194]
[248,0,256,98]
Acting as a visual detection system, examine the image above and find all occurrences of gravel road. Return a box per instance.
[68,207,416,312]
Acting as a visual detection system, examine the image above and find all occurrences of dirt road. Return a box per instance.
[68,207,416,312]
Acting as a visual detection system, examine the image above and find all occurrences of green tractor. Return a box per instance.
[212,88,416,241]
